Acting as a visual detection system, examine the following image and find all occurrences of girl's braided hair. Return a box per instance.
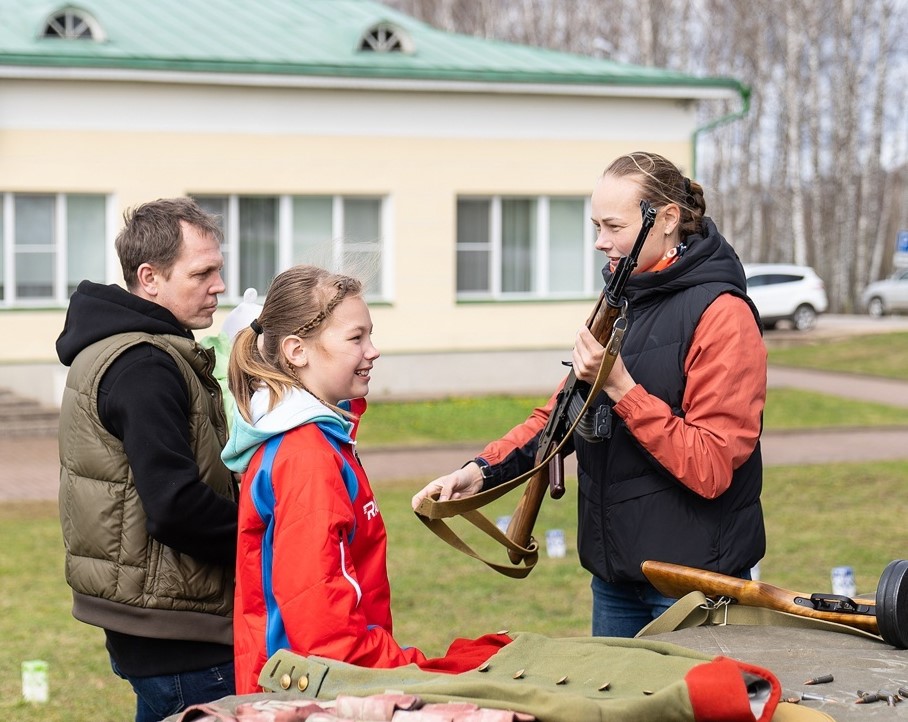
[228,265,362,422]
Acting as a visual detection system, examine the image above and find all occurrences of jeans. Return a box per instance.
[591,568,753,639]
[111,658,235,722]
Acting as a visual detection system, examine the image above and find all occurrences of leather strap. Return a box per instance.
[414,318,625,578]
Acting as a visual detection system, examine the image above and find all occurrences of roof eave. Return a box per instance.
[0,62,744,101]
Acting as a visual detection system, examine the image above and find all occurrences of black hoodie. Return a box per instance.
[57,280,237,676]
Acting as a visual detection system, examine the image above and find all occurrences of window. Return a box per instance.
[194,194,388,301]
[0,193,108,306]
[42,8,104,40]
[358,23,413,53]
[456,196,596,300]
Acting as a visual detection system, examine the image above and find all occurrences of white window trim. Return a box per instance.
[205,193,391,304]
[457,194,597,302]
[0,191,113,307]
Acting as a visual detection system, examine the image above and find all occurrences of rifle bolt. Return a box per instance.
[804,674,834,685]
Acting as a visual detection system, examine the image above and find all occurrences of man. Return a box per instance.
[56,198,238,722]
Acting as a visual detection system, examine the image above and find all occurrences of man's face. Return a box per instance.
[150,222,225,330]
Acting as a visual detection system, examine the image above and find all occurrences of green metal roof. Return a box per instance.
[0,0,744,95]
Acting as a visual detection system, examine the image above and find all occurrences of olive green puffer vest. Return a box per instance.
[58,332,235,641]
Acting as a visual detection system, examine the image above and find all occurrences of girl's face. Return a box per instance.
[591,173,676,274]
[296,296,379,405]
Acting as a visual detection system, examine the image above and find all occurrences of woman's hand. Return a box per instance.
[411,462,484,511]
[572,327,636,403]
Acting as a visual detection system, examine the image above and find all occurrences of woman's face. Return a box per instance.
[591,173,675,274]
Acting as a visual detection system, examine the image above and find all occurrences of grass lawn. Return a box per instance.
[3,459,907,721]
[2,330,907,720]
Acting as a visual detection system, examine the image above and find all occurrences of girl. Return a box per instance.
[222,265,427,694]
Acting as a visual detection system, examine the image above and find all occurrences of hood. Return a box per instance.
[56,280,192,366]
[603,217,747,307]
[221,386,354,473]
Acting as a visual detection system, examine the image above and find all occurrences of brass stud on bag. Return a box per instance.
[477,661,490,672]
[598,682,611,692]
[556,676,568,685]
[513,669,525,679]
[297,674,309,692]
[279,673,292,690]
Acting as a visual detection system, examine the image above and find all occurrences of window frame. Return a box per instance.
[455,194,597,302]
[0,191,112,308]
[194,193,392,304]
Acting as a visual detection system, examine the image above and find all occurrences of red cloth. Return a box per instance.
[685,656,780,722]
[418,633,513,674]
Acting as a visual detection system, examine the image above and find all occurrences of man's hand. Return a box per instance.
[411,462,484,511]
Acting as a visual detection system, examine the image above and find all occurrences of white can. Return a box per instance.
[831,566,857,597]
[545,529,566,558]
[21,659,49,703]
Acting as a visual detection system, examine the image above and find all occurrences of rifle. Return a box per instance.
[641,559,908,648]
[414,201,656,578]
[505,200,656,564]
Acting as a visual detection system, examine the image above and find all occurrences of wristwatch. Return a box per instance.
[472,457,495,484]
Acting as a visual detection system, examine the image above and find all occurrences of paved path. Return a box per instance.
[2,365,906,502]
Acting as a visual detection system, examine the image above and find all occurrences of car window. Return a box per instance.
[747,273,803,288]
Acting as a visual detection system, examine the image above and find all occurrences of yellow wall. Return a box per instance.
[1,128,690,363]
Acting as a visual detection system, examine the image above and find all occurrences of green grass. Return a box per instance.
[3,461,907,720]
[767,331,908,380]
[3,331,908,720]
[356,332,908,448]
[358,389,908,449]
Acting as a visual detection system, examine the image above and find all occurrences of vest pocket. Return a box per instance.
[146,541,228,607]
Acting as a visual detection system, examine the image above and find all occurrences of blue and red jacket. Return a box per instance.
[222,389,426,694]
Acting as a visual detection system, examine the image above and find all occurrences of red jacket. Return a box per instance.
[233,399,426,694]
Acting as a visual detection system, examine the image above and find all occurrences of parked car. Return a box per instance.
[861,268,908,317]
[743,263,828,331]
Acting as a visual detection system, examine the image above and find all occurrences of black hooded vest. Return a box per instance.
[575,218,766,583]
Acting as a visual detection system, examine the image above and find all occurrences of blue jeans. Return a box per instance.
[111,658,235,722]
[591,568,753,638]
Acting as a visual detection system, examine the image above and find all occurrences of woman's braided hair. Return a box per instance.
[228,265,362,422]
[604,151,706,242]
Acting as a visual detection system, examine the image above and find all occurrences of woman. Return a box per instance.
[412,151,767,638]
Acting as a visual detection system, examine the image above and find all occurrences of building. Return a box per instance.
[0,0,746,404]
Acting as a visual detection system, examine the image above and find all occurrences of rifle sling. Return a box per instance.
[414,321,622,578]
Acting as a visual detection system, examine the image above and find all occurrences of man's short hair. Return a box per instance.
[115,198,223,290]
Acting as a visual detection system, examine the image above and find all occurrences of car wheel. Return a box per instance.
[867,296,886,318]
[792,304,817,331]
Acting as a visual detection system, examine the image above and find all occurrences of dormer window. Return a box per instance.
[358,23,413,53]
[42,8,104,40]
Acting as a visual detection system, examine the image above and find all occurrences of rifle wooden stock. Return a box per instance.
[642,560,879,635]
[504,303,624,563]
[505,464,549,564]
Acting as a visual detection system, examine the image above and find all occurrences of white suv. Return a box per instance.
[743,263,828,331]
